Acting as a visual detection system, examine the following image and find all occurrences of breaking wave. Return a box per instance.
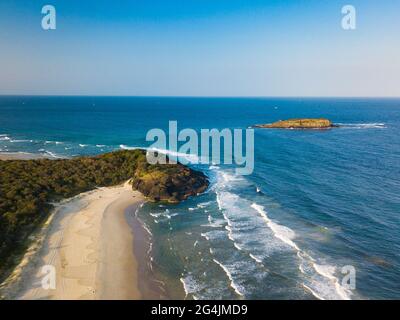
[212,259,245,297]
[337,122,386,129]
[213,169,353,300]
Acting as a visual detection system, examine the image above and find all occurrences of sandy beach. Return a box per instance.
[1,181,144,300]
[0,152,50,160]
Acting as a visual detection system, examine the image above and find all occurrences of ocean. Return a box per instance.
[1,96,399,299]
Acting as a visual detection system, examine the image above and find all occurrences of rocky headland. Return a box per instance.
[0,149,209,283]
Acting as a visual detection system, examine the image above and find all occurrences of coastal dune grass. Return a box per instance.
[0,149,208,282]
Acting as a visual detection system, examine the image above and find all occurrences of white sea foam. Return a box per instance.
[213,168,352,300]
[311,263,351,300]
[337,122,386,129]
[251,203,352,300]
[216,194,223,211]
[44,151,63,159]
[213,259,244,297]
[121,145,201,162]
[220,171,243,184]
[202,214,225,228]
[10,139,33,143]
[313,264,336,280]
[147,147,201,163]
[200,233,210,241]
[141,222,153,236]
[249,254,263,264]
[225,225,235,242]
[252,203,351,300]
[197,201,212,208]
[217,192,262,256]
[251,203,299,251]
[302,284,324,300]
[119,144,140,150]
[180,274,204,298]
[222,213,233,227]
[150,212,162,218]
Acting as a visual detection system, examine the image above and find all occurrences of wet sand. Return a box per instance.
[126,207,169,299]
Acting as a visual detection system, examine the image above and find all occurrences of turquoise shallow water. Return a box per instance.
[1,96,400,299]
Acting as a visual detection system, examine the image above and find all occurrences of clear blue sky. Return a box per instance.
[0,0,399,96]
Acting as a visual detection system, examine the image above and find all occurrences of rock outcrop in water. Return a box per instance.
[254,118,335,129]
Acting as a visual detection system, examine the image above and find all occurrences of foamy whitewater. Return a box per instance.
[1,96,399,299]
[139,167,356,299]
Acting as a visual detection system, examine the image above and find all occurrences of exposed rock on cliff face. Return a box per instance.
[254,118,335,129]
[131,154,209,203]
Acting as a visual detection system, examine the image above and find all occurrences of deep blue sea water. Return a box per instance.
[1,96,399,299]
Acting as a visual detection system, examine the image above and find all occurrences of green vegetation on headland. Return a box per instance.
[254,118,335,129]
[0,149,209,281]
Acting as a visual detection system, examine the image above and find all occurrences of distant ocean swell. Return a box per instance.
[0,121,386,156]
[0,134,116,156]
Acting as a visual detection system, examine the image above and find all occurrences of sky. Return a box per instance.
[0,0,399,97]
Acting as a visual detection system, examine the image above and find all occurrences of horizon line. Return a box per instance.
[1,94,400,99]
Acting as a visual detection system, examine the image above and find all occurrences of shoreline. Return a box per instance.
[0,182,146,300]
[0,152,51,160]
[126,204,169,299]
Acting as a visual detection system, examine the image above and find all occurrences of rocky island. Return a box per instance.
[254,118,335,129]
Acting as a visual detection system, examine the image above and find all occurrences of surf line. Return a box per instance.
[213,259,244,297]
